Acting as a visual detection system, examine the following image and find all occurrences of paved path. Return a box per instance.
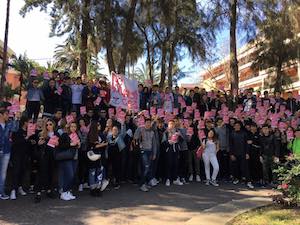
[0,183,273,225]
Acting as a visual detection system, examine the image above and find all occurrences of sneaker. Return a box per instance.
[149,178,157,187]
[247,182,254,189]
[152,178,159,185]
[78,184,83,192]
[189,174,193,182]
[173,178,183,186]
[18,187,27,196]
[34,193,41,203]
[10,190,16,200]
[196,175,201,182]
[210,180,219,187]
[101,179,109,191]
[28,185,35,194]
[114,184,121,190]
[205,180,210,186]
[181,178,188,184]
[165,179,171,186]
[67,191,76,200]
[83,183,90,189]
[233,179,239,185]
[60,192,71,201]
[139,184,149,192]
[0,193,9,200]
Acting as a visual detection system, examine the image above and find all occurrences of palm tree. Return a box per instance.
[0,0,11,96]
[133,63,160,84]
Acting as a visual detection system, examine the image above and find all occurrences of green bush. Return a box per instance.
[274,155,300,205]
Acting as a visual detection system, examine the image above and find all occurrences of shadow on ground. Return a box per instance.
[0,183,272,225]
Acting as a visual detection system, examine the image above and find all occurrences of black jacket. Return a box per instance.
[229,130,248,156]
[259,134,279,157]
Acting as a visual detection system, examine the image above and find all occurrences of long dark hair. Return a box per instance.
[88,120,99,143]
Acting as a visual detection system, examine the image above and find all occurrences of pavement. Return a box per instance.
[0,182,274,225]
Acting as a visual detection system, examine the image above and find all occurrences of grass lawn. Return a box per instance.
[227,205,300,225]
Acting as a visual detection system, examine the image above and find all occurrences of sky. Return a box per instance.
[0,0,245,85]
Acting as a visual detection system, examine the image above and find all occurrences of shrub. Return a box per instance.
[274,155,300,206]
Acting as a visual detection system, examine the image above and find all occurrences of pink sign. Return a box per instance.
[150,107,156,115]
[43,72,50,80]
[57,86,63,95]
[170,133,179,143]
[94,97,102,106]
[47,135,59,148]
[69,133,80,145]
[80,106,87,115]
[157,108,165,117]
[173,108,179,115]
[66,115,74,124]
[100,90,107,97]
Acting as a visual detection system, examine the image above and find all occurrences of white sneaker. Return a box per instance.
[101,179,109,191]
[18,187,27,196]
[67,191,76,200]
[10,190,16,200]
[78,184,83,192]
[210,180,219,187]
[149,179,157,187]
[189,174,193,182]
[60,192,71,201]
[165,179,171,186]
[152,178,159,185]
[173,178,183,186]
[139,184,149,192]
[196,175,201,182]
[83,183,90,189]
[205,180,210,186]
[247,182,254,189]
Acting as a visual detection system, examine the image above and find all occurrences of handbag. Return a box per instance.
[196,146,204,159]
[196,140,206,159]
[54,149,76,161]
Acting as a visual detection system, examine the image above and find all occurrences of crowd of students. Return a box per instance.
[0,69,300,203]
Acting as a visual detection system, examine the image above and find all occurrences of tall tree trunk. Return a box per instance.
[79,0,91,78]
[167,42,175,89]
[118,0,138,74]
[0,0,11,96]
[159,42,167,88]
[19,71,23,102]
[104,0,115,73]
[275,62,283,92]
[229,0,239,91]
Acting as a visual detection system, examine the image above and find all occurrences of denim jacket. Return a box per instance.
[0,120,19,154]
[107,124,126,151]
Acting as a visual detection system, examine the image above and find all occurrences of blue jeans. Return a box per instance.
[58,160,74,192]
[89,167,104,189]
[0,153,10,194]
[140,150,153,186]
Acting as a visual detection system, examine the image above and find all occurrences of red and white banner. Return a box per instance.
[110,72,139,111]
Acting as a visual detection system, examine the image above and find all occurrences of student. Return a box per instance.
[26,77,44,120]
[43,78,60,117]
[57,122,79,201]
[107,125,126,189]
[259,124,280,186]
[87,121,109,196]
[247,123,262,185]
[187,119,201,182]
[134,118,157,192]
[162,120,183,186]
[78,118,90,191]
[60,76,72,117]
[214,118,230,181]
[10,117,30,200]
[229,121,254,189]
[34,119,59,203]
[202,129,220,186]
[0,109,18,200]
[288,128,300,156]
[71,77,85,115]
